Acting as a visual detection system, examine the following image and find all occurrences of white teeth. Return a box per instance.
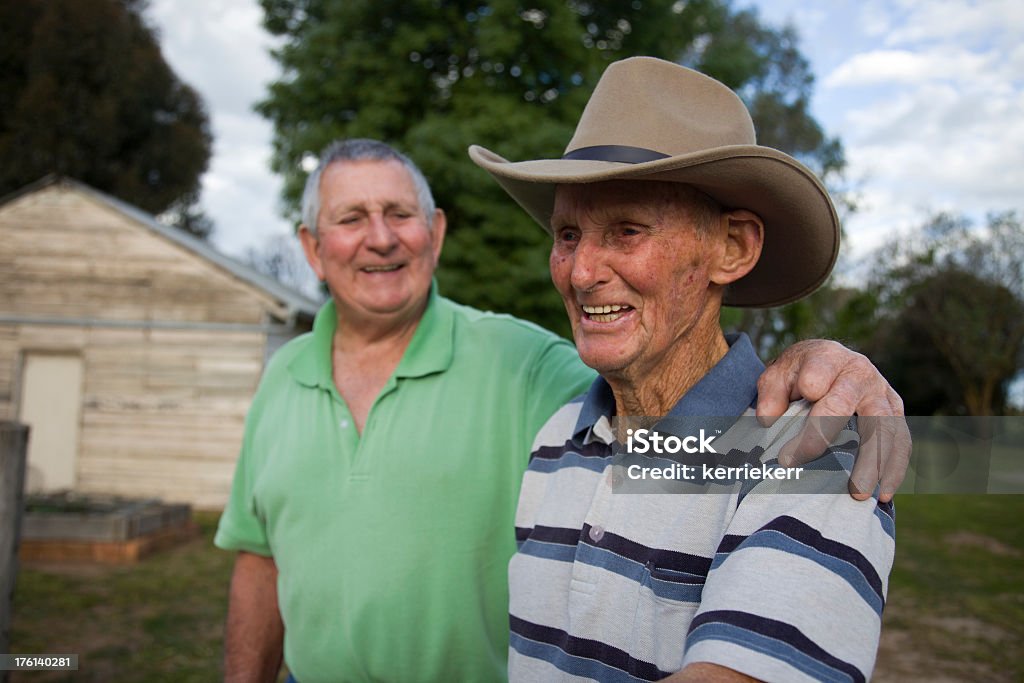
[581,304,630,322]
[582,304,627,314]
[363,264,401,272]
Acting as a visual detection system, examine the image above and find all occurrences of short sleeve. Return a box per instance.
[682,426,896,682]
[524,338,595,439]
[213,404,272,556]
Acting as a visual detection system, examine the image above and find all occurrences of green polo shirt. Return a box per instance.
[215,286,595,682]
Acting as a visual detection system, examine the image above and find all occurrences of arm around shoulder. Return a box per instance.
[526,337,596,429]
[756,339,911,501]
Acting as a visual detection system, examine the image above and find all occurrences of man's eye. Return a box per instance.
[556,229,580,243]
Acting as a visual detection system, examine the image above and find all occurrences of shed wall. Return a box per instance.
[0,184,297,508]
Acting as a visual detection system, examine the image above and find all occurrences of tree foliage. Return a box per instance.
[872,269,1023,417]
[0,0,213,237]
[720,284,878,361]
[857,212,1024,416]
[257,0,844,335]
[244,232,325,301]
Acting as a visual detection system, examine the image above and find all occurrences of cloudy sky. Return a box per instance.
[147,0,1023,275]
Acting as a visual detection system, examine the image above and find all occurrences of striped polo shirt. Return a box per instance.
[509,334,896,682]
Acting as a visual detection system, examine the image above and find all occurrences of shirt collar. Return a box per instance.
[288,281,454,390]
[394,282,454,379]
[571,332,764,442]
[288,298,338,390]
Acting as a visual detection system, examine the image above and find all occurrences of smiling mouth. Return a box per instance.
[362,264,403,273]
[581,304,633,323]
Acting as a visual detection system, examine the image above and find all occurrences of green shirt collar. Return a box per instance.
[288,281,454,390]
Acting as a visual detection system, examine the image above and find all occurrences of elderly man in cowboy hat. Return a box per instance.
[217,114,906,680]
[472,57,895,682]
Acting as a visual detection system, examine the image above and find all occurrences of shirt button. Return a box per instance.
[589,525,605,543]
[606,471,624,487]
[340,419,350,429]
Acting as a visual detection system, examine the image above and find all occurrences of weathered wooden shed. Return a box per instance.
[0,176,319,508]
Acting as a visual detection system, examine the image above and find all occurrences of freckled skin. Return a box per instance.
[549,181,730,413]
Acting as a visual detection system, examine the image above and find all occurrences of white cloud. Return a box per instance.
[882,0,1024,48]
[825,48,991,87]
[149,0,279,115]
[817,0,1024,260]
[147,0,292,258]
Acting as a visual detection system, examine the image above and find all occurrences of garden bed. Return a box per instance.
[20,493,198,564]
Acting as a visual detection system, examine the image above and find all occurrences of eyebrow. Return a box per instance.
[553,202,660,226]
[327,199,419,216]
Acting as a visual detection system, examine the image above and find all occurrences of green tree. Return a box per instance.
[719,284,877,361]
[258,0,844,334]
[0,0,213,237]
[863,212,1024,416]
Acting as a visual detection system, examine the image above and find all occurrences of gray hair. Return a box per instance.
[300,138,437,235]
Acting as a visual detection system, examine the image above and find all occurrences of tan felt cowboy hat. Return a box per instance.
[468,56,840,308]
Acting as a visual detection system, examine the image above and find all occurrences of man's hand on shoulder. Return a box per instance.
[755,339,911,503]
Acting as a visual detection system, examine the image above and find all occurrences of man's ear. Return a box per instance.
[430,208,447,264]
[298,225,325,281]
[710,209,764,286]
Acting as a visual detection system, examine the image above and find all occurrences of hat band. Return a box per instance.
[562,145,670,164]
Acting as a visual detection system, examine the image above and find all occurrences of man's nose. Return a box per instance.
[365,213,399,251]
[569,235,610,292]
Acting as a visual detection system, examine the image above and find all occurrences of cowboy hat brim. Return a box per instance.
[468,143,839,308]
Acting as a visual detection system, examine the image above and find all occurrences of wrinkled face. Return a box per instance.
[549,181,721,380]
[302,160,444,326]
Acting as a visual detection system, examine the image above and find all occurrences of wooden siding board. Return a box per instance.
[0,186,288,323]
[0,182,310,507]
[0,319,267,506]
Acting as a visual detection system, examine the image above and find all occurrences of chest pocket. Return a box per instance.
[630,557,707,673]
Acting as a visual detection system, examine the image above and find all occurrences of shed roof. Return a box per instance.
[1,175,321,323]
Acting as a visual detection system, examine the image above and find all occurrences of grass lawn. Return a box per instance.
[874,495,1024,682]
[8,512,233,683]
[8,498,1023,681]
